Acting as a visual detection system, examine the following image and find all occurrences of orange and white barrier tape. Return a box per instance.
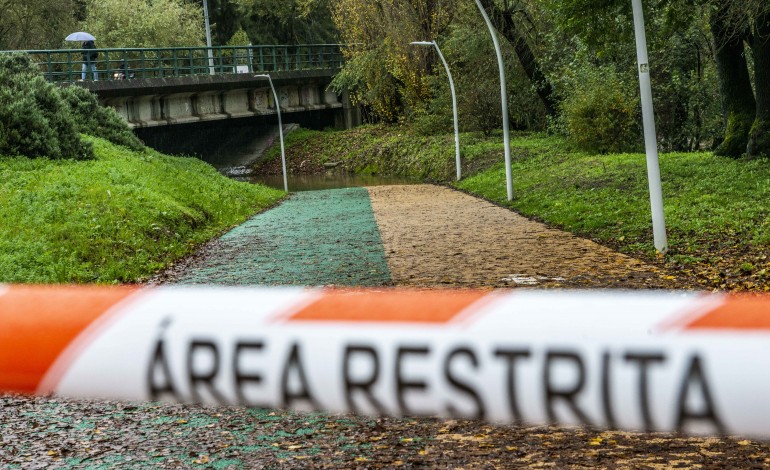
[1,284,770,438]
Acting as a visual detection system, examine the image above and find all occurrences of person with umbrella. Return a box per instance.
[66,32,98,81]
[81,39,98,81]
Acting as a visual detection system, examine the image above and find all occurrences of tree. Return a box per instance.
[81,0,205,48]
[746,4,770,157]
[331,0,459,122]
[477,0,558,118]
[710,1,755,156]
[234,0,338,44]
[0,0,81,50]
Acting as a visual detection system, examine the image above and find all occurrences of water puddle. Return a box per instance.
[240,173,417,191]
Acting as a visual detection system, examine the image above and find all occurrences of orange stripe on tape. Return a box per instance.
[684,296,770,331]
[0,285,137,393]
[286,289,489,324]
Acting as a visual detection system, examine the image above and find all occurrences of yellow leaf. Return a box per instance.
[589,437,603,446]
[738,440,752,446]
[355,457,369,462]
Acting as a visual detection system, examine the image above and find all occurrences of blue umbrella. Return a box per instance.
[65,32,96,42]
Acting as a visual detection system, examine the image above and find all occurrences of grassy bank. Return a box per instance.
[0,136,284,284]
[273,125,770,291]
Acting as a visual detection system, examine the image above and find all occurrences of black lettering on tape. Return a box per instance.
[444,347,485,420]
[188,340,227,404]
[280,344,321,411]
[396,346,430,416]
[544,351,592,426]
[343,345,386,415]
[624,351,665,432]
[494,348,531,424]
[147,333,180,402]
[601,351,616,429]
[233,341,269,408]
[676,355,725,435]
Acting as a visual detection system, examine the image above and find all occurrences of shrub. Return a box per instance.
[0,53,94,159]
[559,64,640,154]
[59,85,145,151]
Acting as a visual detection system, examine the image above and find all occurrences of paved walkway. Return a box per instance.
[173,184,671,289]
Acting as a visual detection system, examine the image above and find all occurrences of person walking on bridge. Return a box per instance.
[81,40,98,81]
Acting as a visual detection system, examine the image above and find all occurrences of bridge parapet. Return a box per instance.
[17,44,343,83]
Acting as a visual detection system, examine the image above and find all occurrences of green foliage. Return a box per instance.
[226,28,251,46]
[0,53,93,160]
[81,0,205,48]
[0,0,80,50]
[0,136,284,284]
[58,86,145,151]
[331,46,404,123]
[232,0,338,44]
[557,64,640,153]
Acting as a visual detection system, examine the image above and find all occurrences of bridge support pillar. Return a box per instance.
[340,89,361,130]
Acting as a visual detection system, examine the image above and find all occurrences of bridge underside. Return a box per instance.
[133,109,341,169]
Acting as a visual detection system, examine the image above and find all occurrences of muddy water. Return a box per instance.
[244,173,416,191]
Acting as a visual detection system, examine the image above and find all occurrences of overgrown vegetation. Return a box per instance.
[0,136,283,283]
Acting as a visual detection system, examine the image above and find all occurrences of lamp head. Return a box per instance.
[410,41,434,46]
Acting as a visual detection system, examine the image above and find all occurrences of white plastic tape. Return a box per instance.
[1,285,769,438]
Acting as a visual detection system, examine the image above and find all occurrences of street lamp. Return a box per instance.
[410,40,462,181]
[473,0,513,201]
[203,0,215,75]
[254,74,288,192]
[630,0,667,253]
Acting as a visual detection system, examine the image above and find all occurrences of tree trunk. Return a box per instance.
[710,5,756,157]
[748,10,770,158]
[479,0,558,119]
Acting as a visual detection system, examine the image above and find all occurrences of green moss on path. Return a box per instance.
[175,188,392,286]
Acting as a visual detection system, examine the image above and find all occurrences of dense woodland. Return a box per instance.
[2,0,769,158]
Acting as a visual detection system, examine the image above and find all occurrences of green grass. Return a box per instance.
[0,136,284,284]
[456,135,770,257]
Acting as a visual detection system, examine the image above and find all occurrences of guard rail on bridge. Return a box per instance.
[17,44,344,83]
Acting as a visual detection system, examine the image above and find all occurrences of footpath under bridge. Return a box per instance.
[19,45,360,129]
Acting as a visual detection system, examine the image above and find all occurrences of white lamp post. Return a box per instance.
[631,0,668,253]
[473,0,513,200]
[203,0,215,75]
[410,40,462,181]
[254,74,288,192]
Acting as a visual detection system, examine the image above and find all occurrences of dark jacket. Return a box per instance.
[82,41,97,62]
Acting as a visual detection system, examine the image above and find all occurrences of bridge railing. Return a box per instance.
[14,44,344,83]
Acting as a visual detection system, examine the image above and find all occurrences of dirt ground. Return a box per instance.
[368,185,677,289]
[2,184,767,469]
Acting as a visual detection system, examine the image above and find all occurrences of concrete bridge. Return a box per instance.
[23,44,361,130]
[73,68,361,130]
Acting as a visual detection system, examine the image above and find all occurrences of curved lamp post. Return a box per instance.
[473,0,513,201]
[202,0,215,75]
[631,0,667,253]
[254,74,288,192]
[410,40,462,181]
